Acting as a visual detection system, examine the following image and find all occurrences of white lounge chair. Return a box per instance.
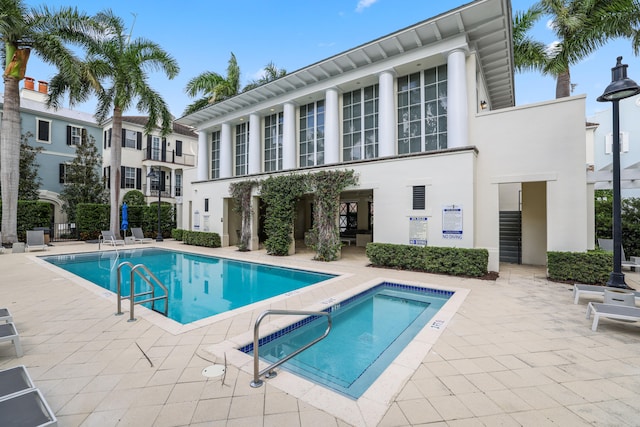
[0,323,23,357]
[573,283,640,304]
[0,388,57,426]
[598,238,640,271]
[0,308,13,324]
[0,366,35,399]
[25,230,47,252]
[131,227,153,244]
[586,302,640,331]
[101,230,125,247]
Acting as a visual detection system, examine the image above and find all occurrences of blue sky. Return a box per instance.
[5,0,639,119]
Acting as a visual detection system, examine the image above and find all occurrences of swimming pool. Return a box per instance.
[41,248,335,324]
[240,281,452,399]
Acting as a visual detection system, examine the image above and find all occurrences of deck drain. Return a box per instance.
[202,364,226,378]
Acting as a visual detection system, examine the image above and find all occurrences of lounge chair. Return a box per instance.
[0,322,23,357]
[586,302,640,331]
[0,308,13,324]
[131,227,153,244]
[0,366,35,399]
[101,230,125,247]
[25,230,47,252]
[0,388,57,426]
[573,283,640,304]
[598,238,640,271]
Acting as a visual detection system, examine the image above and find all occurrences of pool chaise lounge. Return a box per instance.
[573,283,640,305]
[131,227,153,244]
[586,302,640,331]
[0,366,58,426]
[100,230,125,247]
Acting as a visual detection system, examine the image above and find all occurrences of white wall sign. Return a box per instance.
[409,216,428,246]
[442,205,463,239]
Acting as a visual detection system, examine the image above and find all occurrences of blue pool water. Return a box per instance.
[241,282,452,399]
[41,248,335,324]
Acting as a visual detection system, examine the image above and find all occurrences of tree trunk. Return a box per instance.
[1,76,21,244]
[555,69,571,98]
[110,108,123,238]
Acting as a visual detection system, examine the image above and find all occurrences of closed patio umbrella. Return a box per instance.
[121,203,129,236]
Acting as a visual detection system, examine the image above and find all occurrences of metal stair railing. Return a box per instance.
[250,309,332,388]
[116,261,168,322]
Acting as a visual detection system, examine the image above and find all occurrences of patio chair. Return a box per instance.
[0,322,23,357]
[598,238,640,271]
[0,308,13,324]
[100,230,125,247]
[131,227,153,244]
[586,302,640,331]
[573,283,640,304]
[0,388,57,426]
[0,366,35,399]
[25,230,47,252]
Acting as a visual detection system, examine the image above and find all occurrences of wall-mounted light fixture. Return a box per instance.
[480,100,488,110]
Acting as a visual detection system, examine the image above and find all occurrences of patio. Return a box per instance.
[0,240,639,426]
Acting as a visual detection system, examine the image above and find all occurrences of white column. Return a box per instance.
[220,122,232,178]
[324,87,340,164]
[197,131,208,180]
[283,102,296,169]
[170,169,176,197]
[249,113,261,174]
[145,166,152,197]
[447,49,468,148]
[378,70,396,157]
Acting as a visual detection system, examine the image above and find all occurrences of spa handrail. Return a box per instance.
[250,309,332,388]
[116,261,168,321]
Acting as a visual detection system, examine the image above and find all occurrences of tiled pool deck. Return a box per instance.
[1,240,639,426]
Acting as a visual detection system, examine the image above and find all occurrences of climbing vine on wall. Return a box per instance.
[229,180,257,251]
[260,174,308,255]
[308,170,358,261]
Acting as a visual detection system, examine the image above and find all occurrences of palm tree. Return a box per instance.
[48,9,179,237]
[183,52,240,115]
[1,0,93,244]
[513,0,640,98]
[242,61,287,92]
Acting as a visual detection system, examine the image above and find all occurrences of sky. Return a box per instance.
[4,0,639,120]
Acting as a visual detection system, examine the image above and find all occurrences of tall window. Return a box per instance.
[124,129,137,148]
[37,119,50,143]
[397,65,447,154]
[124,167,136,189]
[211,130,220,179]
[67,125,82,146]
[299,101,325,167]
[235,122,249,176]
[151,136,161,160]
[264,112,283,172]
[339,202,358,232]
[343,85,379,161]
[175,173,182,196]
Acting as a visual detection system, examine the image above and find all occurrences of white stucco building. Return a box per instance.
[175,0,591,272]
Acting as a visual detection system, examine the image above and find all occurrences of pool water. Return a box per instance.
[41,248,335,324]
[241,282,452,399]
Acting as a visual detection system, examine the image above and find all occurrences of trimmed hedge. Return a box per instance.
[547,250,611,285]
[172,229,184,241]
[0,201,51,242]
[181,230,221,248]
[366,243,488,277]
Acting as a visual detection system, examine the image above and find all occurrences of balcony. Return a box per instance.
[143,184,181,199]
[144,146,195,166]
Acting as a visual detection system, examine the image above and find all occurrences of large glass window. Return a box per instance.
[264,112,283,172]
[397,65,447,154]
[339,202,358,232]
[68,126,82,146]
[299,101,325,167]
[151,136,161,160]
[343,85,379,161]
[124,129,137,148]
[211,130,220,179]
[124,167,136,189]
[235,122,249,176]
[37,119,50,143]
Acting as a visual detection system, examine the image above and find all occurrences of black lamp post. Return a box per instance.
[147,168,164,242]
[597,56,640,288]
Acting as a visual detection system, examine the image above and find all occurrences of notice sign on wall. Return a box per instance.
[409,216,428,246]
[442,205,463,239]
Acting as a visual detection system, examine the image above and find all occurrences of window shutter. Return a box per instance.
[66,126,72,145]
[122,128,126,147]
[412,185,425,210]
[161,137,167,162]
[104,131,107,149]
[176,140,183,156]
[146,135,152,159]
[81,128,87,144]
[59,164,65,183]
[136,168,142,190]
[108,129,112,147]
[120,166,125,189]
[136,132,142,150]
[160,171,166,192]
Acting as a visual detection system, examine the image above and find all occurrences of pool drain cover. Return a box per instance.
[202,365,225,378]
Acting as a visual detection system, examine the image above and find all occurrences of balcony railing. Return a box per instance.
[142,184,180,199]
[144,146,195,166]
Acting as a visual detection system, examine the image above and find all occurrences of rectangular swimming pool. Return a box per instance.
[41,248,336,324]
[240,281,452,399]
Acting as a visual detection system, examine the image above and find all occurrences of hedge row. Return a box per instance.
[547,250,611,285]
[181,230,221,248]
[76,203,175,240]
[0,201,50,242]
[366,243,489,277]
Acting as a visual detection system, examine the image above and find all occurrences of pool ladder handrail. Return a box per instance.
[116,261,169,322]
[250,309,332,388]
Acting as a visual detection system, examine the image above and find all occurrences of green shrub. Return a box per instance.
[366,243,489,277]
[182,230,221,248]
[76,203,109,240]
[547,250,611,284]
[172,229,184,241]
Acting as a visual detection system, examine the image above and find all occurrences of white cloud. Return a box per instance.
[356,0,378,13]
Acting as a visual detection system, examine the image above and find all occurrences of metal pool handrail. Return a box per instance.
[250,309,332,388]
[116,261,169,322]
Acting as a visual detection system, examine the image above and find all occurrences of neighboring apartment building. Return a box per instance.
[0,78,103,231]
[588,94,640,198]
[176,0,590,272]
[101,116,197,228]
